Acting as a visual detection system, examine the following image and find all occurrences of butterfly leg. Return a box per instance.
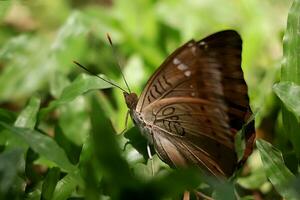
[147,143,154,176]
[119,110,130,134]
[183,191,190,200]
[193,190,214,200]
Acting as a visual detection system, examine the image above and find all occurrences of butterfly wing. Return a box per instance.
[136,30,255,177]
[142,97,238,177]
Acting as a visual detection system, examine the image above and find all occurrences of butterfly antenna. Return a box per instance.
[73,61,127,93]
[106,33,131,93]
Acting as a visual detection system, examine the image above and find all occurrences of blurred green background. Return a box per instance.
[0,0,299,199]
[0,0,292,138]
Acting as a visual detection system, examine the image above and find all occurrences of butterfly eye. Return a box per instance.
[138,115,143,122]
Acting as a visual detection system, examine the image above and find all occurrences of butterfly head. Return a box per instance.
[123,92,138,110]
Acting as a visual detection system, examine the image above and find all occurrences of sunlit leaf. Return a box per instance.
[14,95,40,129]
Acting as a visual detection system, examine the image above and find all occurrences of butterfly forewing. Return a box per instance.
[131,30,255,177]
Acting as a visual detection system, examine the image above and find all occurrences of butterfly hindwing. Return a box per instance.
[142,97,237,177]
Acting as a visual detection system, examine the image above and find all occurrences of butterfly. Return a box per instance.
[75,30,255,178]
[123,30,255,177]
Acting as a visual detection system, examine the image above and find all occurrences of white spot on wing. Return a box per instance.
[191,92,195,97]
[199,41,206,46]
[184,70,191,77]
[173,58,180,65]
[199,41,208,50]
[177,63,188,71]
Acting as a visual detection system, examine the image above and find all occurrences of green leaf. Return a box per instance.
[39,73,114,119]
[132,155,166,181]
[89,95,134,188]
[256,139,297,200]
[0,109,16,147]
[280,0,300,158]
[49,71,70,98]
[52,172,83,200]
[0,149,24,195]
[41,167,60,200]
[237,168,267,190]
[0,108,16,124]
[148,168,203,199]
[48,11,90,74]
[0,35,51,102]
[273,82,300,121]
[14,96,40,129]
[58,97,89,146]
[54,125,82,165]
[0,122,76,172]
[26,188,42,200]
[281,0,300,83]
[213,183,235,200]
[124,127,148,160]
[289,176,300,199]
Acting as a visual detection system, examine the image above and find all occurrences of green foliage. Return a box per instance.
[274,82,300,121]
[0,0,299,199]
[277,0,300,159]
[256,139,296,199]
[0,149,24,200]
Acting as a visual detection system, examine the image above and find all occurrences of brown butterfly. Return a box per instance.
[123,30,255,177]
[75,30,255,178]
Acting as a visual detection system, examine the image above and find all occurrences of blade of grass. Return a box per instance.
[280,0,300,158]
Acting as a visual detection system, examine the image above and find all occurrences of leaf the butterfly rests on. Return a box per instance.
[124,30,255,178]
